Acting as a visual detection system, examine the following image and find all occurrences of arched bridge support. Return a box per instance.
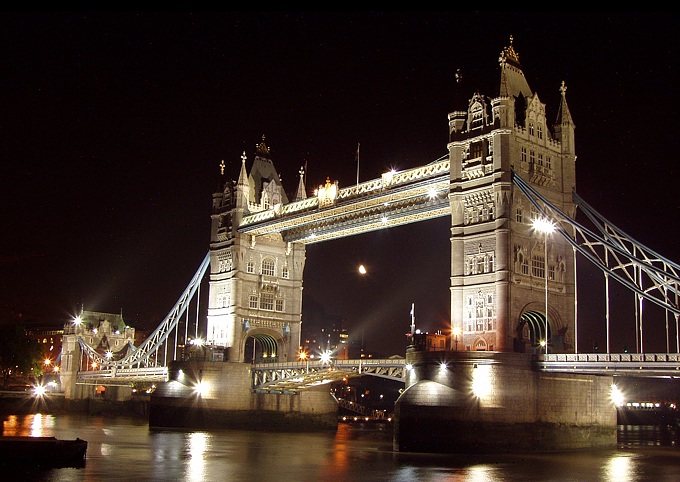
[394,350,616,453]
[149,360,337,431]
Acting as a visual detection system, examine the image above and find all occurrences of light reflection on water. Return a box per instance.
[2,414,680,481]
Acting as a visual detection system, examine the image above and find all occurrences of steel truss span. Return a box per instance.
[238,156,450,244]
[75,252,210,383]
[513,170,680,318]
[252,359,406,393]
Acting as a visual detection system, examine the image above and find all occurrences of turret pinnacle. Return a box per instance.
[554,81,576,156]
[555,81,574,127]
[235,151,250,209]
[295,165,307,201]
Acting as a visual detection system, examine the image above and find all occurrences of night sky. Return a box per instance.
[2,12,679,356]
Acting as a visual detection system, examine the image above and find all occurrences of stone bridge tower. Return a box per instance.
[448,37,576,353]
[206,137,306,363]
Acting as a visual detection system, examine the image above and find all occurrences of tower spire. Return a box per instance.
[295,165,307,201]
[235,151,250,209]
[554,81,576,156]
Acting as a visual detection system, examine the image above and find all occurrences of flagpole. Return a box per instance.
[410,303,415,337]
[356,143,360,186]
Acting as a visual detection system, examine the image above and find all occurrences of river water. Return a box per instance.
[2,414,680,481]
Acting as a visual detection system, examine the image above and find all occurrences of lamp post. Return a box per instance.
[452,327,461,351]
[532,217,556,354]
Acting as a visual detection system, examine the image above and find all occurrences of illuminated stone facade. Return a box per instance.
[448,37,576,353]
[207,137,306,362]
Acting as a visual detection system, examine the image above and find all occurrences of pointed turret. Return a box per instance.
[235,151,250,210]
[554,81,576,156]
[294,165,307,201]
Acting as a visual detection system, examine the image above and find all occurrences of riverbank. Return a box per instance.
[0,391,149,418]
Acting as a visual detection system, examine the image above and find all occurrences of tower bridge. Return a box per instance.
[59,37,680,452]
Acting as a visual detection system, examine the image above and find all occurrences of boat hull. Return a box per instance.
[0,436,87,467]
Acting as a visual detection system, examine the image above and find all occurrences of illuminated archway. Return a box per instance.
[513,303,550,353]
[243,332,281,364]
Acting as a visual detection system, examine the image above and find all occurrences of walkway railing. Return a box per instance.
[536,353,680,376]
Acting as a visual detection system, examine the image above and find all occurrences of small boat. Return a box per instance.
[0,436,87,467]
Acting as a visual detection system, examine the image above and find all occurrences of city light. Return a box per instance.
[320,350,333,364]
[194,381,208,396]
[611,384,625,406]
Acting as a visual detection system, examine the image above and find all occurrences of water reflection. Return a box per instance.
[187,432,206,482]
[2,415,680,481]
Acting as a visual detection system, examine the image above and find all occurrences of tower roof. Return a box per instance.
[499,35,532,99]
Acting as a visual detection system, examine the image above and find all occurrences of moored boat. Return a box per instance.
[0,436,87,467]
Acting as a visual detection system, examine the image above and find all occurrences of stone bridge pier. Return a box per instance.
[394,350,616,453]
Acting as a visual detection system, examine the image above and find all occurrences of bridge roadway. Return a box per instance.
[74,353,680,390]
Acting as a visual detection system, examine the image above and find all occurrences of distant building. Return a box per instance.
[60,309,137,399]
[410,330,447,352]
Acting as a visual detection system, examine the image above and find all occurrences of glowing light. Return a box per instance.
[43,358,51,366]
[320,350,332,364]
[439,362,447,370]
[194,381,208,396]
[105,350,113,359]
[33,385,46,397]
[427,188,438,199]
[405,363,413,371]
[381,215,388,224]
[358,264,367,275]
[471,364,492,398]
[53,366,60,373]
[299,351,308,361]
[73,316,82,326]
[91,362,98,369]
[611,384,625,406]
[532,217,556,234]
[191,338,205,346]
[317,177,338,206]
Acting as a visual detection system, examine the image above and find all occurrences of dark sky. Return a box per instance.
[2,12,679,356]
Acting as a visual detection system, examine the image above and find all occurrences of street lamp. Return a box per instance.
[452,327,461,351]
[299,350,309,373]
[532,217,556,354]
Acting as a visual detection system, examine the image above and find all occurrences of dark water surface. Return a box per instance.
[2,414,680,481]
